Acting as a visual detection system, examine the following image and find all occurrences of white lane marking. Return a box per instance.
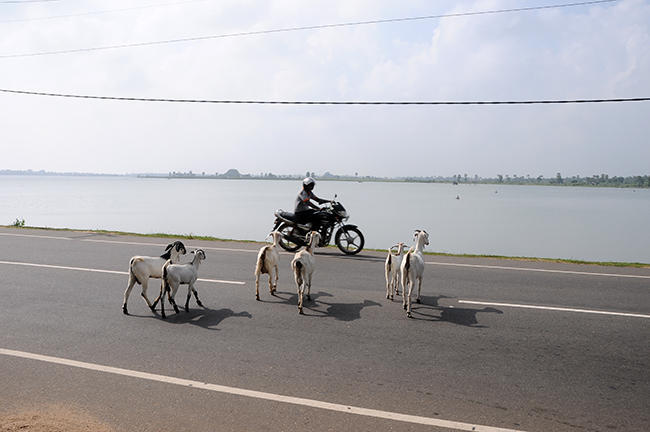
[0,260,245,285]
[0,348,523,432]
[81,238,258,254]
[4,231,650,279]
[0,232,73,241]
[458,300,650,319]
[427,261,650,280]
[0,232,257,254]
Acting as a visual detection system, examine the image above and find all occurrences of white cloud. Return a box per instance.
[0,0,648,176]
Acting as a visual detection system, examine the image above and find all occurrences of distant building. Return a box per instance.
[222,169,241,179]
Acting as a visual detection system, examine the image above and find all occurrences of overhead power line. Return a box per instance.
[1,88,647,106]
[0,0,212,23]
[0,0,62,4]
[0,0,617,59]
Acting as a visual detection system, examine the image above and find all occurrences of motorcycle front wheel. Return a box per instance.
[277,223,302,252]
[335,226,365,255]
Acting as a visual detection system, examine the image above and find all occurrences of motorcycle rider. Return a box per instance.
[295,177,331,230]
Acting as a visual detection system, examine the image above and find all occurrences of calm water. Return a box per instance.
[1,175,649,263]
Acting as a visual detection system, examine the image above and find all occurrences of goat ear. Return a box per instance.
[164,243,174,252]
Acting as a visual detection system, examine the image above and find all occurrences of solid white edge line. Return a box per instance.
[0,348,523,432]
[0,260,245,285]
[458,300,650,319]
[426,261,650,279]
[3,231,649,280]
[82,238,258,254]
[0,232,73,241]
[0,232,257,253]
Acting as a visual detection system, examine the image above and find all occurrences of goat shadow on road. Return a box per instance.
[132,307,252,330]
[261,290,382,321]
[165,307,252,330]
[407,295,503,327]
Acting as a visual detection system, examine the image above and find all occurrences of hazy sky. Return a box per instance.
[0,0,648,177]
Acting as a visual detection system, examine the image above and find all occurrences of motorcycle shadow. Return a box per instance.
[270,290,381,321]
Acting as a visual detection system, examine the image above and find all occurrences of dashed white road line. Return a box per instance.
[0,260,245,285]
[0,348,523,432]
[426,261,650,279]
[459,300,650,319]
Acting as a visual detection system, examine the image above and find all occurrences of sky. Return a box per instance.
[0,0,648,178]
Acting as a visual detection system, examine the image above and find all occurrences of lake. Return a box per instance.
[1,175,648,263]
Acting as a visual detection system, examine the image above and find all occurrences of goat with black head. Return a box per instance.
[122,241,186,315]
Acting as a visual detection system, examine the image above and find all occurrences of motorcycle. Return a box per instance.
[272,196,365,255]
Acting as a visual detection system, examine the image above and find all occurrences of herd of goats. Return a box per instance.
[121,229,430,318]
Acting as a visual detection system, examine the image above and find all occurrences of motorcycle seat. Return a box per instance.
[275,210,297,222]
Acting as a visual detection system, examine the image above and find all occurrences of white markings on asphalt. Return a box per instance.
[80,238,258,254]
[0,232,258,254]
[459,300,650,319]
[426,261,650,280]
[0,260,125,275]
[0,348,523,432]
[0,232,73,241]
[3,231,650,280]
[0,260,245,286]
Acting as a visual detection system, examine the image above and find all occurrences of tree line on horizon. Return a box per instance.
[3,169,649,188]
[160,170,650,188]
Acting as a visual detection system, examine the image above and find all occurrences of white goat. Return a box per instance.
[385,242,406,300]
[122,241,186,315]
[401,230,430,318]
[254,231,282,301]
[291,231,321,315]
[155,249,206,319]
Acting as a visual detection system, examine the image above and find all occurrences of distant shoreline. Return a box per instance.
[2,170,648,189]
[2,225,648,268]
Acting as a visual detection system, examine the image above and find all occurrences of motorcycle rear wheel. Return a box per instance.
[277,223,302,252]
[335,226,364,255]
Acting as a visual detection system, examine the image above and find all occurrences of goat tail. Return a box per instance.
[256,246,269,274]
[162,259,172,293]
[128,257,142,285]
[401,254,411,287]
[293,260,304,286]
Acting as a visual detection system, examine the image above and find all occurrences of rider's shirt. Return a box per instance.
[295,190,315,213]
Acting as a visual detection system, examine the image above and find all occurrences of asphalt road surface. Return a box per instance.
[0,227,648,432]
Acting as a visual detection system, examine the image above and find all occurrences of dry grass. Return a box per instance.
[0,405,117,432]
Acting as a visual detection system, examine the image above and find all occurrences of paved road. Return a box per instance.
[0,227,648,432]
